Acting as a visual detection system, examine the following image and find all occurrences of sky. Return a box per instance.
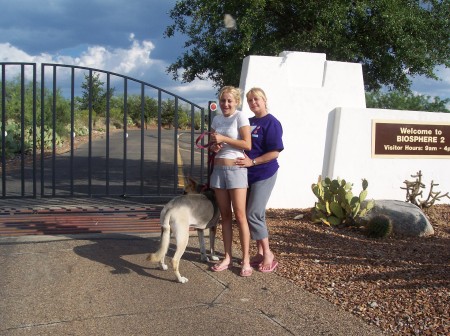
[0,0,448,108]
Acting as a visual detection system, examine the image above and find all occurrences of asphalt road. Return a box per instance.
[1,128,207,198]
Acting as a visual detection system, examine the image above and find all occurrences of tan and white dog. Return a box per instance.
[147,178,220,283]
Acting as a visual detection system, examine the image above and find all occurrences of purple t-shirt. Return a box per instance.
[246,114,284,185]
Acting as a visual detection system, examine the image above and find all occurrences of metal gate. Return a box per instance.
[1,62,211,201]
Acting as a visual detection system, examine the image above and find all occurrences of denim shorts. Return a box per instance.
[210,166,248,189]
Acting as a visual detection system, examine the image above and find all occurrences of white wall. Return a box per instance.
[238,51,450,208]
[325,107,450,202]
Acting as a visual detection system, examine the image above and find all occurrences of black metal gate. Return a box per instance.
[0,62,211,201]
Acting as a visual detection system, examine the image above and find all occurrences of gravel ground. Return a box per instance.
[220,204,449,336]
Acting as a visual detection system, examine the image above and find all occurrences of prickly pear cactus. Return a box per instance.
[311,176,374,227]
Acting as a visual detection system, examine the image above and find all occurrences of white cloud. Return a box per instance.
[410,65,450,100]
[0,37,161,79]
[0,43,51,63]
[53,35,158,76]
[0,37,216,105]
[173,80,216,93]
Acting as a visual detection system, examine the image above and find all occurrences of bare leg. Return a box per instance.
[230,188,252,275]
[212,188,233,268]
[250,241,264,266]
[258,237,275,270]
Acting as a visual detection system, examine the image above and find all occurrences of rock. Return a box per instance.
[368,301,378,308]
[362,200,434,237]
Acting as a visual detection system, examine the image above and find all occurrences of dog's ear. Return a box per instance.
[183,176,199,194]
[188,177,197,186]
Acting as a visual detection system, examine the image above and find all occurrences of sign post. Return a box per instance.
[208,101,217,113]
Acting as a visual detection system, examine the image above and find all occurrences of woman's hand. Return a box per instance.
[211,132,225,144]
[236,153,252,167]
[210,142,223,153]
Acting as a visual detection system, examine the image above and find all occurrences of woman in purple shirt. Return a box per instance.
[236,87,284,273]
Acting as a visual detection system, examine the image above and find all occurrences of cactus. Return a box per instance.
[365,215,393,238]
[401,170,450,208]
[311,176,374,227]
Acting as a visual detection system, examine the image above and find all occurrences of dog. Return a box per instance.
[147,178,220,283]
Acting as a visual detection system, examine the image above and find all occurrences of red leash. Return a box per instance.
[195,131,216,188]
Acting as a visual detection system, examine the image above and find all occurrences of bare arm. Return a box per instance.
[211,125,252,151]
[236,150,280,167]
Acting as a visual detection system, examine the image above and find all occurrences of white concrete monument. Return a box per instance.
[239,51,450,208]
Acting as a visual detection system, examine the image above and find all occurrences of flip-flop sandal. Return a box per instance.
[250,260,263,268]
[242,258,263,268]
[242,260,262,268]
[210,263,231,272]
[259,260,278,273]
[240,267,253,277]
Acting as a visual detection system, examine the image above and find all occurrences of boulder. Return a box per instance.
[362,200,434,237]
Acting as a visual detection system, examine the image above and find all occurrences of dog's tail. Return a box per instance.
[146,208,171,263]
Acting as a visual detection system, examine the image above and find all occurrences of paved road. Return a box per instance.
[0,234,383,336]
[2,128,207,198]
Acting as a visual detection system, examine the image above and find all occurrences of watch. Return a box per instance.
[252,159,257,166]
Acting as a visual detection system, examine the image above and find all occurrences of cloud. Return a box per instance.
[0,36,160,76]
[410,65,450,101]
[0,0,216,105]
[68,34,158,76]
[0,43,53,63]
[0,36,215,105]
[0,0,177,55]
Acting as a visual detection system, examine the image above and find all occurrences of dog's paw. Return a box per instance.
[200,254,209,262]
[210,255,220,261]
[177,276,189,284]
[160,263,168,271]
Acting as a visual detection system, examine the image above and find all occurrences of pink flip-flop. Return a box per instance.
[249,255,264,268]
[259,260,278,273]
[210,263,231,272]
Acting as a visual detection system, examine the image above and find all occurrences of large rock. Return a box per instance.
[362,200,434,237]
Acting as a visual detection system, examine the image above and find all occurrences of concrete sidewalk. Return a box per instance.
[0,234,382,336]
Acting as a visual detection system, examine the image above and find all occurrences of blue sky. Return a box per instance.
[0,0,448,108]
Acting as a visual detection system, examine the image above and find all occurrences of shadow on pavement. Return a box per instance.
[72,234,218,282]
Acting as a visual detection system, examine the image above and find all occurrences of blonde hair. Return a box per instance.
[246,87,268,107]
[219,86,242,107]
[245,88,267,104]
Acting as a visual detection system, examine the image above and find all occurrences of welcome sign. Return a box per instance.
[372,120,450,158]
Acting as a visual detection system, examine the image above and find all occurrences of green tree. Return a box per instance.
[177,106,190,129]
[161,99,176,128]
[160,99,193,129]
[41,87,71,136]
[0,78,70,155]
[77,73,115,116]
[1,77,36,126]
[126,95,159,126]
[165,0,449,91]
[366,90,450,112]
[1,77,70,134]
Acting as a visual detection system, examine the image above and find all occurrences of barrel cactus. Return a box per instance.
[365,215,393,238]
